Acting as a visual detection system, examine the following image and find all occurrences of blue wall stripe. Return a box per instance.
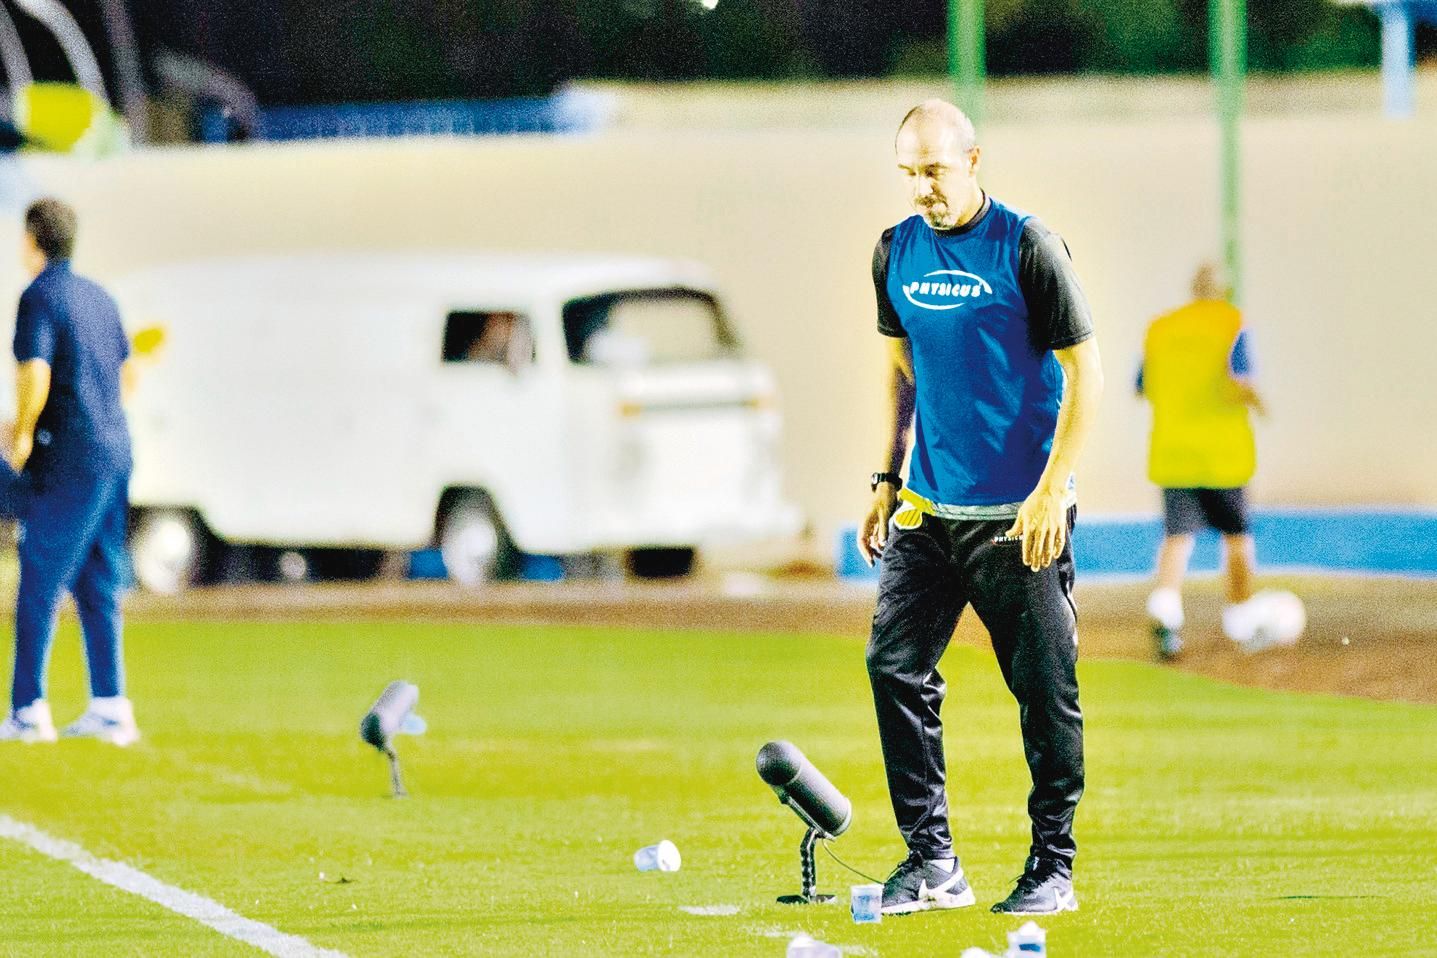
[409,550,565,582]
[835,510,1437,580]
[199,94,603,143]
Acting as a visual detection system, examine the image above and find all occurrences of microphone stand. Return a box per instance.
[384,744,407,798]
[777,826,835,905]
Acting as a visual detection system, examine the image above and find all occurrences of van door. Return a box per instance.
[430,308,557,551]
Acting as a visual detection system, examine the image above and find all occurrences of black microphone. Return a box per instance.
[756,741,852,839]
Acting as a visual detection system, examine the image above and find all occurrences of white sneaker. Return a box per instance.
[0,701,59,743]
[61,697,140,747]
[1222,598,1270,652]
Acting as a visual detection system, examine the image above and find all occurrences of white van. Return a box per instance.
[111,252,799,592]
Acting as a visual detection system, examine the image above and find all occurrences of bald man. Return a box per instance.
[858,100,1103,916]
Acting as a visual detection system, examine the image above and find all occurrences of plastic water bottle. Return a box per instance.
[1006,920,1046,957]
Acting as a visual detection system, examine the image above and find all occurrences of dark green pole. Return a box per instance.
[1210,0,1246,303]
[950,0,985,127]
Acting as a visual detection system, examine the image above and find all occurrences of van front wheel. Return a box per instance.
[439,494,514,586]
[129,509,206,594]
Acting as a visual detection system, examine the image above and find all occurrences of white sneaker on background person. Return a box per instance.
[61,696,140,746]
[1222,596,1270,652]
[0,700,59,743]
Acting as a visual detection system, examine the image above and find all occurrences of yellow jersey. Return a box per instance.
[1140,300,1255,489]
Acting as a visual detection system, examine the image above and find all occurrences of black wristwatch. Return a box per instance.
[871,472,903,492]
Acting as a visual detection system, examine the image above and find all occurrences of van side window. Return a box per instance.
[443,311,534,371]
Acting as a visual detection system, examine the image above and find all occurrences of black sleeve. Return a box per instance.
[873,227,905,338]
[1018,218,1094,352]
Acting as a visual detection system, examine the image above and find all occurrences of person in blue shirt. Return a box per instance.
[0,198,139,745]
[858,101,1104,916]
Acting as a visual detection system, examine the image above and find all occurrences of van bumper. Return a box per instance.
[576,499,804,551]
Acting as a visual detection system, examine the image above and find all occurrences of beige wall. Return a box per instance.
[4,104,1435,541]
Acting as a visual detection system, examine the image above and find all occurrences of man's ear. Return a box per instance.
[968,146,982,176]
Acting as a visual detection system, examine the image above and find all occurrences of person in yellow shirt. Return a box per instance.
[1137,263,1266,659]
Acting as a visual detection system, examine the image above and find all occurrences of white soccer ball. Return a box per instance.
[1250,589,1307,648]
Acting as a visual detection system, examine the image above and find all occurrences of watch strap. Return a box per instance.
[871,472,903,491]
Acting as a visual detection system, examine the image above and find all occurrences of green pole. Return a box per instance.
[1210,0,1246,303]
[950,0,985,127]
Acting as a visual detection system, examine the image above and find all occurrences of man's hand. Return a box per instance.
[858,484,900,567]
[1003,486,1068,572]
[9,430,32,472]
[1234,380,1267,419]
[13,359,50,472]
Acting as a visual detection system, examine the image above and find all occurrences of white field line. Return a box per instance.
[679,904,741,916]
[0,815,350,958]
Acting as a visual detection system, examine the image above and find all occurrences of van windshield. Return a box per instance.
[563,289,738,365]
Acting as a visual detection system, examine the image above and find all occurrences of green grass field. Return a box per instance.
[1,617,1435,957]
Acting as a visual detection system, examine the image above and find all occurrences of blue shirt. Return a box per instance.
[874,197,1094,508]
[13,261,131,482]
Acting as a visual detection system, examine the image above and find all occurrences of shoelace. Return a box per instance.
[883,851,924,887]
[1010,863,1061,894]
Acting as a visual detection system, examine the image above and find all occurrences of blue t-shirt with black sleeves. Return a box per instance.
[13,260,132,483]
[873,195,1093,509]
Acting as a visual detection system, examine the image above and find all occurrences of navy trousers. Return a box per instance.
[8,465,129,710]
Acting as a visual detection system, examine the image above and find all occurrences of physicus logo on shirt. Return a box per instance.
[901,270,993,311]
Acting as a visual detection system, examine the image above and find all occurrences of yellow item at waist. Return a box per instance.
[893,482,1076,529]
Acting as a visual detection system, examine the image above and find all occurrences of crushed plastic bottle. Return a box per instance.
[786,934,841,958]
[1006,921,1047,957]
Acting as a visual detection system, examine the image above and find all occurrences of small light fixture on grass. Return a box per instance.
[360,681,427,797]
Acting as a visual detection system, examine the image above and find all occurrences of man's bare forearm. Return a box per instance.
[881,340,916,474]
[13,359,50,438]
[1036,338,1103,494]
